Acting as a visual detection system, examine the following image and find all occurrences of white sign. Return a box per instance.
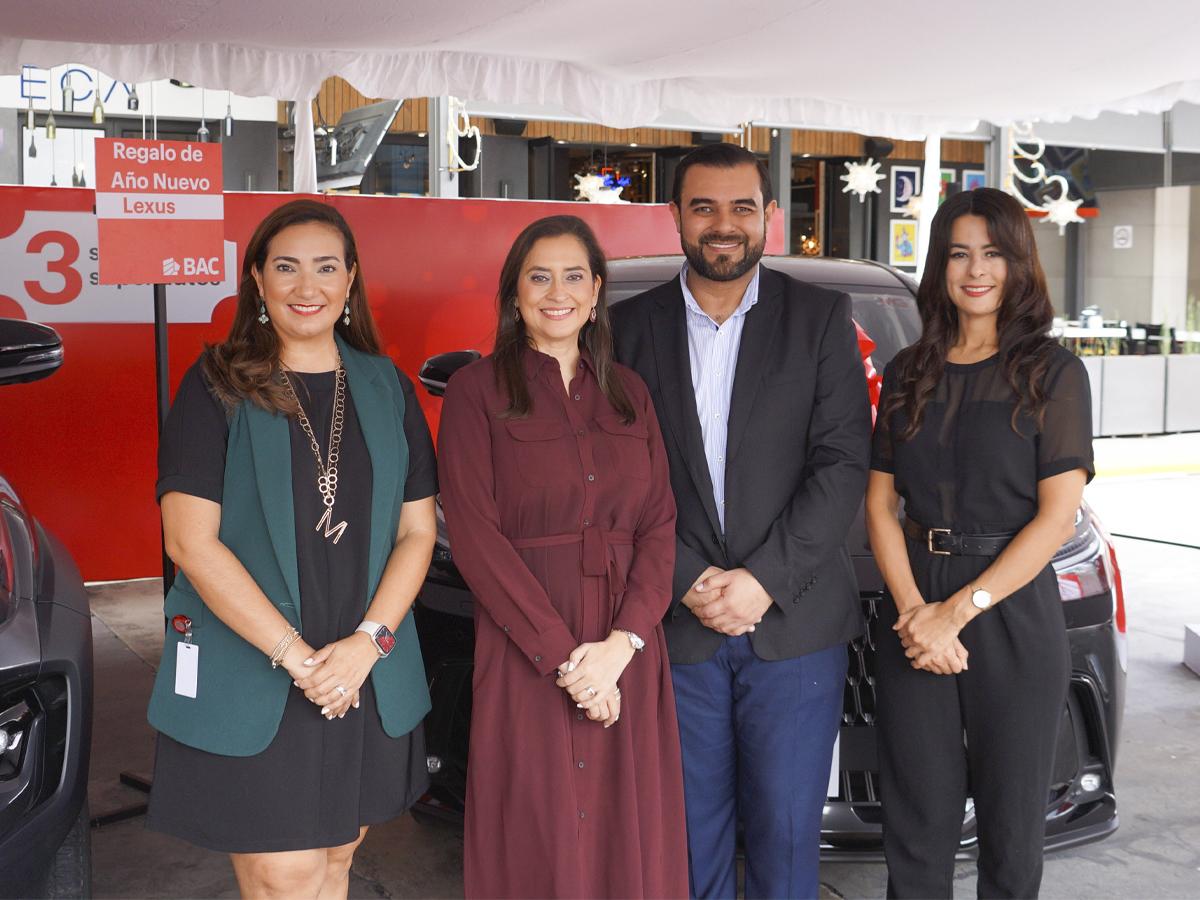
[0,209,235,322]
[1113,225,1134,250]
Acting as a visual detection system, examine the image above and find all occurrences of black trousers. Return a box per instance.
[874,557,1070,899]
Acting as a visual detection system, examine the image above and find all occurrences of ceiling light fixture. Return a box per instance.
[223,92,234,137]
[314,97,329,137]
[91,71,105,125]
[196,89,209,141]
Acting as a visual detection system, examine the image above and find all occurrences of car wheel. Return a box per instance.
[42,801,92,899]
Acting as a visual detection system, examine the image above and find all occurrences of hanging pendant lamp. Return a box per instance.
[197,89,209,141]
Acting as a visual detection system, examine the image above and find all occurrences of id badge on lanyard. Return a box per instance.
[172,614,199,698]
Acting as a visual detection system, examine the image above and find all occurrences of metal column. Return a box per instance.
[768,128,793,253]
[427,97,459,198]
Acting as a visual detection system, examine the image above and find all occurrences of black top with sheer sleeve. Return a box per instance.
[870,343,1094,532]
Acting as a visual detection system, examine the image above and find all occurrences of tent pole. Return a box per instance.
[91,284,171,828]
[915,133,941,279]
[154,282,175,598]
[428,97,459,198]
[294,96,319,193]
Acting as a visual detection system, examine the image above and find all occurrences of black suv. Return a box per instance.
[0,320,93,898]
[413,256,1127,856]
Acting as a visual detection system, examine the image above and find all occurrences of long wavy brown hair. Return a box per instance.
[203,199,382,415]
[882,187,1057,439]
[492,215,636,423]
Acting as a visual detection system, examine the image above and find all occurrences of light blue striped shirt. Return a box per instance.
[680,263,761,532]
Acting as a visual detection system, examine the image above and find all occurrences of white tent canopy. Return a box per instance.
[4,0,1200,140]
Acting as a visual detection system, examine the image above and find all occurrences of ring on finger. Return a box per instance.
[335,685,348,697]
[585,686,597,698]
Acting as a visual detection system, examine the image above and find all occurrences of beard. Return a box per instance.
[682,230,767,282]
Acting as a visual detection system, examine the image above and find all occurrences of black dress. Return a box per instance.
[145,360,437,854]
[868,345,1094,898]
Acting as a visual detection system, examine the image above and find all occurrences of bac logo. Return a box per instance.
[163,257,220,278]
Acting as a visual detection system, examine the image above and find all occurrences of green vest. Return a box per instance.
[147,338,431,757]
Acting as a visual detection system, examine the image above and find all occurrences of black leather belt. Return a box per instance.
[903,518,1018,557]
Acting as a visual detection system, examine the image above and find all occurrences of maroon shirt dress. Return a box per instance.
[438,348,688,899]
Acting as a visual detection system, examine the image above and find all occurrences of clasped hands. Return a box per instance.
[285,632,381,720]
[894,592,972,675]
[682,566,772,636]
[555,632,635,729]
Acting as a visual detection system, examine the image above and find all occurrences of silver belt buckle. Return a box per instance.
[927,527,952,556]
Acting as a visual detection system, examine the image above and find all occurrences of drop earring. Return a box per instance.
[589,307,597,323]
[258,299,269,325]
[342,301,351,326]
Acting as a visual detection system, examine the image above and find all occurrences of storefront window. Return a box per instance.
[362,139,428,195]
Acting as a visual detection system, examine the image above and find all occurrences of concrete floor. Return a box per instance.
[85,435,1200,898]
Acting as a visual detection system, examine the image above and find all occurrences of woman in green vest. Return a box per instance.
[146,199,438,898]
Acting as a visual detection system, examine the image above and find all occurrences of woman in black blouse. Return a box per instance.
[148,200,437,898]
[865,188,1093,898]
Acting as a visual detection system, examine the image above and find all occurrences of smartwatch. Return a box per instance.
[356,620,397,658]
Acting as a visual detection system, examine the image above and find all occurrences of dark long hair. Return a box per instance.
[882,187,1057,438]
[492,215,636,423]
[203,199,381,415]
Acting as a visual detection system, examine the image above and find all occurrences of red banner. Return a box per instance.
[94,138,224,284]
[0,188,785,580]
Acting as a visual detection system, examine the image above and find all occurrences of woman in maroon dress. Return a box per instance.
[438,215,688,898]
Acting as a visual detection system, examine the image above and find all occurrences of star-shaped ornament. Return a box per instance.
[840,158,885,202]
[1043,195,1084,235]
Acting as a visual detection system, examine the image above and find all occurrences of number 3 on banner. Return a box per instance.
[24,230,82,305]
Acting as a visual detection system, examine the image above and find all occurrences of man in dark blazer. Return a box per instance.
[611,143,871,899]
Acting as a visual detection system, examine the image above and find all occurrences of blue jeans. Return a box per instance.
[671,636,846,899]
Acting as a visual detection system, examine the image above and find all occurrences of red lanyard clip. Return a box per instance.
[171,614,193,643]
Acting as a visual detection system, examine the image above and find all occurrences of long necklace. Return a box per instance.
[279,358,349,544]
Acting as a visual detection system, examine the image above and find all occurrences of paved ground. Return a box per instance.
[85,434,1200,898]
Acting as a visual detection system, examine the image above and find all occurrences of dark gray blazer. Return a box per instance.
[611,265,871,664]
